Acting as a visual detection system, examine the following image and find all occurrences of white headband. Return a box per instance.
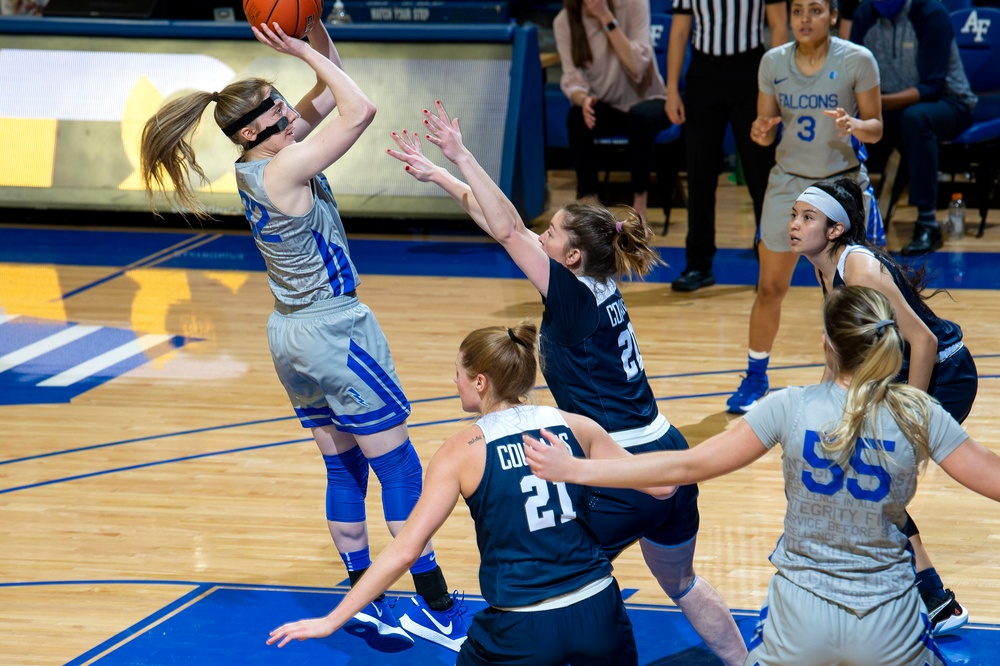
[796,186,851,230]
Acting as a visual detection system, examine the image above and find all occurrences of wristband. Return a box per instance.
[604,18,619,33]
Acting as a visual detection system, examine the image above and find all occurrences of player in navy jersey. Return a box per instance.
[526,285,1000,666]
[139,22,463,652]
[728,0,884,415]
[385,102,748,666]
[789,176,978,634]
[267,321,674,664]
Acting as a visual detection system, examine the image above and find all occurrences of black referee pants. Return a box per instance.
[681,47,774,273]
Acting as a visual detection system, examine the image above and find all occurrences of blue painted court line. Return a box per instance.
[45,582,999,666]
[58,233,222,301]
[3,226,999,290]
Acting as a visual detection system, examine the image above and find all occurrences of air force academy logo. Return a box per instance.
[961,10,991,43]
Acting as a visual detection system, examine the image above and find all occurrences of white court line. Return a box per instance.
[0,325,101,373]
[0,314,21,325]
[37,334,174,387]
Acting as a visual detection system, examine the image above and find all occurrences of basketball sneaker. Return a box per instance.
[726,372,769,414]
[398,592,468,652]
[924,588,969,636]
[343,598,414,653]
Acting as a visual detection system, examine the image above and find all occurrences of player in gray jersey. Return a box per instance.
[790,176,978,634]
[727,0,885,417]
[526,285,1000,666]
[268,321,674,665]
[139,21,463,653]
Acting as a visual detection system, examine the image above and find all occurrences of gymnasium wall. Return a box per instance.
[0,17,545,220]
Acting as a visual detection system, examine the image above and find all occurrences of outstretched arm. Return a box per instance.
[386,129,489,231]
[253,22,375,183]
[266,447,462,648]
[288,22,342,139]
[533,418,676,499]
[939,438,1000,502]
[525,420,769,488]
[422,101,552,296]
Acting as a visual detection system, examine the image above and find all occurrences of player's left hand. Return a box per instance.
[523,429,578,484]
[423,100,468,164]
[266,617,337,648]
[824,108,855,137]
[386,130,442,182]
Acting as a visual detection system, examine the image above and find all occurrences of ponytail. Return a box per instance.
[821,286,934,468]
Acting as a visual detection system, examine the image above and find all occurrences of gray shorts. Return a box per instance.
[266,295,410,435]
[759,165,872,252]
[745,574,946,666]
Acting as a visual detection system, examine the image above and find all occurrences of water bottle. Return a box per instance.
[327,0,352,25]
[947,192,966,239]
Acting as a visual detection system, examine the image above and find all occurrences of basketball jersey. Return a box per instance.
[743,383,967,615]
[235,159,360,312]
[831,245,964,357]
[539,259,658,433]
[758,37,880,179]
[464,405,613,609]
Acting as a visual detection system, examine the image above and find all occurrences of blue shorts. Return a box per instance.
[457,579,638,666]
[588,425,700,558]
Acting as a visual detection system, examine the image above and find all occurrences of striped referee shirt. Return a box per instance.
[672,0,785,56]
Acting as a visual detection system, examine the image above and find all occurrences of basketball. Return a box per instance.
[243,0,324,39]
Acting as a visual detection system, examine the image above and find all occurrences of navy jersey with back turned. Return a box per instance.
[830,245,963,359]
[539,259,658,433]
[464,405,612,609]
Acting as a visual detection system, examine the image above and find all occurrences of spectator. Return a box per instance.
[851,0,978,256]
[554,0,671,223]
[668,0,788,292]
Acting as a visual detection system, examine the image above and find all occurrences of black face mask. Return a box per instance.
[221,87,298,149]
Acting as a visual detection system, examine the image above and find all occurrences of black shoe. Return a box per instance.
[900,226,943,257]
[922,588,969,636]
[671,269,715,292]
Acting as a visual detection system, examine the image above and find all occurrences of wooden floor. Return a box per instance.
[1,173,999,664]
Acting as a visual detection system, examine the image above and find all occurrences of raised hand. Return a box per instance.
[523,429,578,484]
[583,0,612,20]
[750,115,781,145]
[422,100,468,164]
[386,130,443,182]
[251,22,311,59]
[823,108,856,137]
[266,616,337,648]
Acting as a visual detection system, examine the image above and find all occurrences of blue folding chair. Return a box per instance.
[947,7,1000,236]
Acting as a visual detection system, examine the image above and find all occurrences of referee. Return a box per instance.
[667,0,787,292]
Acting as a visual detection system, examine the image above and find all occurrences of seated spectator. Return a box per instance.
[554,0,671,222]
[851,0,978,256]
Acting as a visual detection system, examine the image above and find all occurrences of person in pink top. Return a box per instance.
[554,0,670,223]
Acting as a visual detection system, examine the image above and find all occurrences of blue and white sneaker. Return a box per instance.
[343,598,414,653]
[726,372,769,414]
[398,593,468,652]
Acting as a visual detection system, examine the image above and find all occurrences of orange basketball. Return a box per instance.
[243,0,324,39]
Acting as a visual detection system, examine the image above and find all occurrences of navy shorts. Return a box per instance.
[456,579,638,666]
[588,425,700,559]
[898,345,978,424]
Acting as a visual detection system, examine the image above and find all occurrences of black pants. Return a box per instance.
[567,97,672,198]
[682,47,775,272]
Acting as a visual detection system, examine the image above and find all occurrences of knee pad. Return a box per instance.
[640,536,697,600]
[369,440,423,522]
[323,446,369,523]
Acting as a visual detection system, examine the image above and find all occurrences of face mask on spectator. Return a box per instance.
[872,0,905,18]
